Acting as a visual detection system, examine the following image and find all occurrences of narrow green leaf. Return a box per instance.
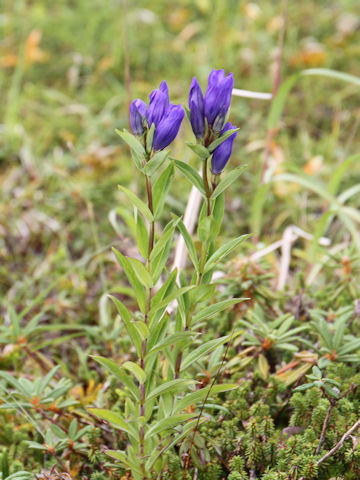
[91,356,140,400]
[173,384,238,414]
[153,163,174,219]
[208,128,239,152]
[89,409,138,440]
[105,450,142,475]
[109,296,142,356]
[116,129,145,157]
[144,150,170,176]
[173,216,199,270]
[211,165,247,199]
[112,249,147,313]
[181,336,231,371]
[328,153,360,195]
[149,286,195,318]
[127,257,153,288]
[204,235,250,273]
[145,414,196,439]
[192,299,246,324]
[122,361,146,384]
[174,159,206,196]
[118,185,154,222]
[135,209,149,259]
[146,379,197,401]
[147,332,196,356]
[146,123,155,152]
[272,173,334,202]
[266,75,298,129]
[186,142,210,160]
[150,219,178,263]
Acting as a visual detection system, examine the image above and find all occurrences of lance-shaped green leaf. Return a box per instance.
[122,361,146,384]
[211,165,247,199]
[173,384,239,414]
[89,409,139,441]
[149,286,195,318]
[146,122,155,153]
[173,216,199,270]
[105,450,142,476]
[208,128,239,153]
[186,142,210,160]
[153,163,174,219]
[192,298,247,324]
[181,335,231,371]
[135,209,149,259]
[198,216,219,243]
[133,321,150,341]
[109,296,142,356]
[147,331,196,356]
[92,356,140,400]
[145,417,207,471]
[116,129,146,158]
[203,234,251,273]
[144,150,170,176]
[144,413,196,439]
[174,159,206,196]
[150,218,179,262]
[146,378,197,401]
[118,185,154,223]
[127,257,153,289]
[112,249,146,313]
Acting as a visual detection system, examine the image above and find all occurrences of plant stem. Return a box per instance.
[138,172,155,480]
[202,157,212,216]
[174,161,213,379]
[316,419,360,466]
[183,330,235,479]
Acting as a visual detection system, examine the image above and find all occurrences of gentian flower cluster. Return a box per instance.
[130,81,185,152]
[188,69,237,174]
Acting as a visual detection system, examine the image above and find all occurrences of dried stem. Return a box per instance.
[316,419,360,466]
[315,398,336,454]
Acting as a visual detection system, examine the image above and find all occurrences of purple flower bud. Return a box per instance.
[130,99,147,136]
[211,122,237,174]
[153,103,185,151]
[159,80,170,105]
[204,69,234,131]
[146,89,168,127]
[188,77,205,139]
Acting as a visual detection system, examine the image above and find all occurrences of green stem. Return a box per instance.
[175,159,213,379]
[138,171,155,480]
[202,157,212,216]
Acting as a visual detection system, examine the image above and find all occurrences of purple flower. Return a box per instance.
[153,104,185,151]
[211,122,237,174]
[129,81,183,151]
[188,77,205,139]
[159,80,170,105]
[130,99,147,136]
[146,88,168,127]
[204,69,234,132]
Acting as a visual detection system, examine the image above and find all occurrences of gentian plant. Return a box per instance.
[89,72,249,480]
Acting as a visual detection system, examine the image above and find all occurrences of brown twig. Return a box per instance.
[316,419,360,466]
[316,383,357,455]
[315,398,336,455]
